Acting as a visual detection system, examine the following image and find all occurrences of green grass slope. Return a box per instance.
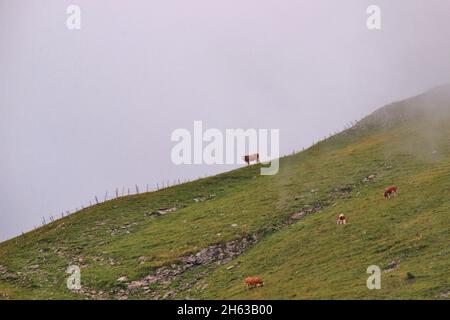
[1,86,449,300]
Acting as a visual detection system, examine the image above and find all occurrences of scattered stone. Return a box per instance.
[108,222,138,236]
[226,265,234,270]
[291,211,306,220]
[117,276,128,282]
[128,280,147,291]
[383,259,400,273]
[162,290,176,299]
[145,207,177,217]
[363,174,377,183]
[193,194,215,203]
[440,290,450,297]
[144,275,158,284]
[231,224,238,228]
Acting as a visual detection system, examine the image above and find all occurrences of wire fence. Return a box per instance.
[31,118,363,232]
[33,176,205,231]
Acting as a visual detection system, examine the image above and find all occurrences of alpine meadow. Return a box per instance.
[1,85,449,300]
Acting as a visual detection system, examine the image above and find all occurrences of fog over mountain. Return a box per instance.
[1,0,450,241]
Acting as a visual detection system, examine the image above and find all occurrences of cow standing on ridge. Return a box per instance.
[243,153,259,165]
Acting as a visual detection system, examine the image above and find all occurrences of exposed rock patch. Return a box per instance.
[193,194,215,203]
[0,265,16,281]
[362,174,377,183]
[0,265,7,274]
[440,290,450,298]
[122,235,259,299]
[117,276,128,282]
[145,207,177,217]
[383,259,400,273]
[108,222,138,236]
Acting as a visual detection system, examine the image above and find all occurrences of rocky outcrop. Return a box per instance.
[120,235,259,299]
[144,207,177,217]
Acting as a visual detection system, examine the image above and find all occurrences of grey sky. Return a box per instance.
[1,0,450,241]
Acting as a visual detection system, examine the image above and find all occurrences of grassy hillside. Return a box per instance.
[1,86,449,300]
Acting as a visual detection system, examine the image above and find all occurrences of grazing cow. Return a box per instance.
[384,186,398,200]
[243,153,260,165]
[336,213,347,225]
[244,277,264,290]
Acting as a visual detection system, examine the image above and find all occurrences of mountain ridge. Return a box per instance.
[1,86,449,299]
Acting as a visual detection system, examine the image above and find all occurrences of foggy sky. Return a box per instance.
[1,0,450,241]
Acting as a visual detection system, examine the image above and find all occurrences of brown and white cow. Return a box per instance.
[244,277,264,290]
[384,186,398,200]
[336,213,347,225]
[243,153,260,165]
